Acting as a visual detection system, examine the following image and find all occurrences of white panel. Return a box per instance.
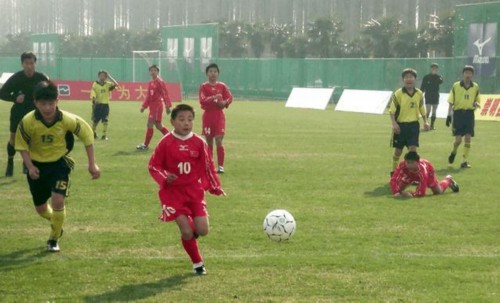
[335,89,392,114]
[435,93,450,118]
[285,87,335,110]
[0,72,14,88]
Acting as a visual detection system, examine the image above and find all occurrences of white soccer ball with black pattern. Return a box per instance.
[263,209,296,242]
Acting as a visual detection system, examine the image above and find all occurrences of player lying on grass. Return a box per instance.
[390,151,459,198]
[15,81,100,252]
[148,104,225,275]
[90,70,119,140]
[137,64,171,150]
[199,63,233,173]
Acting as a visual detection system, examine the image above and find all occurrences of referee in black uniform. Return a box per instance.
[0,52,49,176]
[420,63,443,130]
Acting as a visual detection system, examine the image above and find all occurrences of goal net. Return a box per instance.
[132,50,180,83]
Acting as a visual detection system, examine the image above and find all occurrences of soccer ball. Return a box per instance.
[263,209,296,242]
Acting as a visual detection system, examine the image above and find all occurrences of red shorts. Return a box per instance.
[202,112,225,137]
[158,185,208,222]
[148,104,165,122]
[397,175,439,192]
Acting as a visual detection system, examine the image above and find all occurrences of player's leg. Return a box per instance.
[449,135,462,164]
[137,118,154,150]
[47,193,66,252]
[5,132,16,177]
[205,136,214,156]
[215,135,225,173]
[101,104,110,140]
[176,215,205,275]
[392,148,403,175]
[154,121,168,135]
[431,175,459,194]
[461,134,472,168]
[425,104,431,120]
[91,105,100,139]
[430,105,438,130]
[193,216,209,237]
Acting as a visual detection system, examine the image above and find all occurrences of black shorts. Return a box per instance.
[425,96,440,105]
[92,104,110,123]
[453,110,475,137]
[392,122,420,149]
[27,157,72,206]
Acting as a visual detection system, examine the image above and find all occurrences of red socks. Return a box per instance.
[181,237,203,264]
[160,127,169,135]
[439,178,451,192]
[144,128,154,147]
[216,146,225,167]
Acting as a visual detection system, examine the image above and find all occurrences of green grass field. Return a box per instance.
[0,100,498,302]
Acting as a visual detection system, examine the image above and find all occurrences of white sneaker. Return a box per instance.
[217,166,224,174]
[136,144,148,150]
[47,239,60,252]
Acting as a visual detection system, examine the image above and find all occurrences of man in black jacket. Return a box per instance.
[0,52,49,176]
[420,63,443,130]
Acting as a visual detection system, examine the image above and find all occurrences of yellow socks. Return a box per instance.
[463,143,471,161]
[50,208,66,239]
[392,155,400,171]
[39,204,53,221]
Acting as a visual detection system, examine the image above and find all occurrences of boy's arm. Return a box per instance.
[107,74,119,88]
[0,75,18,102]
[15,120,40,179]
[420,76,426,92]
[85,145,100,179]
[201,141,225,196]
[222,84,233,108]
[199,85,217,110]
[148,142,173,187]
[161,81,172,109]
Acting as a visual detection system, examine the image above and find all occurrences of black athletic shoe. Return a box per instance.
[193,265,207,275]
[46,239,60,252]
[460,161,471,169]
[5,159,13,177]
[446,175,459,193]
[448,152,456,164]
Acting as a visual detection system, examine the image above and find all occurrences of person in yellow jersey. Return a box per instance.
[90,70,119,140]
[15,81,100,252]
[446,65,481,169]
[389,68,430,176]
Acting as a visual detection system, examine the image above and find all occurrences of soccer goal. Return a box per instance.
[132,50,179,82]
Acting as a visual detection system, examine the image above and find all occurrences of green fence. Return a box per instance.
[1,56,499,99]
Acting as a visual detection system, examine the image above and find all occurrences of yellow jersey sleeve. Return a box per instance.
[388,92,399,114]
[15,117,32,152]
[64,112,94,146]
[90,82,98,100]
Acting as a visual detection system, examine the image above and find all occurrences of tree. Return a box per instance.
[282,36,309,58]
[307,17,344,58]
[391,28,423,58]
[246,22,269,58]
[219,21,248,58]
[361,16,401,58]
[269,24,293,58]
[0,32,31,56]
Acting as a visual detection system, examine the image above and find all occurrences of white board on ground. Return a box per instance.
[335,89,392,114]
[285,87,335,110]
[0,72,14,88]
[434,93,450,119]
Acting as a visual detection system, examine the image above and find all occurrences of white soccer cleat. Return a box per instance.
[217,166,224,174]
[46,239,60,252]
[136,144,148,150]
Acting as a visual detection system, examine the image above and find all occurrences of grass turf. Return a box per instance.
[0,100,498,302]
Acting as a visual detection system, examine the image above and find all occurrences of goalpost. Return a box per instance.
[132,50,170,82]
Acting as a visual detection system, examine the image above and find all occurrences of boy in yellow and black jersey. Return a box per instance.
[389,68,430,176]
[446,65,481,169]
[15,81,100,252]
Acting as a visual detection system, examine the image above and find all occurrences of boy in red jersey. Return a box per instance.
[390,151,459,198]
[148,104,225,275]
[198,63,233,173]
[137,65,172,150]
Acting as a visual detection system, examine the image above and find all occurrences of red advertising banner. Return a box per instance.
[54,80,182,102]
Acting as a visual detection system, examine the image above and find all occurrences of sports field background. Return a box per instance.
[0,100,498,302]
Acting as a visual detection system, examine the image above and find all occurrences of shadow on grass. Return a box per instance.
[434,167,463,176]
[364,184,391,197]
[0,176,17,187]
[84,274,191,302]
[0,247,48,272]
[112,150,150,156]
